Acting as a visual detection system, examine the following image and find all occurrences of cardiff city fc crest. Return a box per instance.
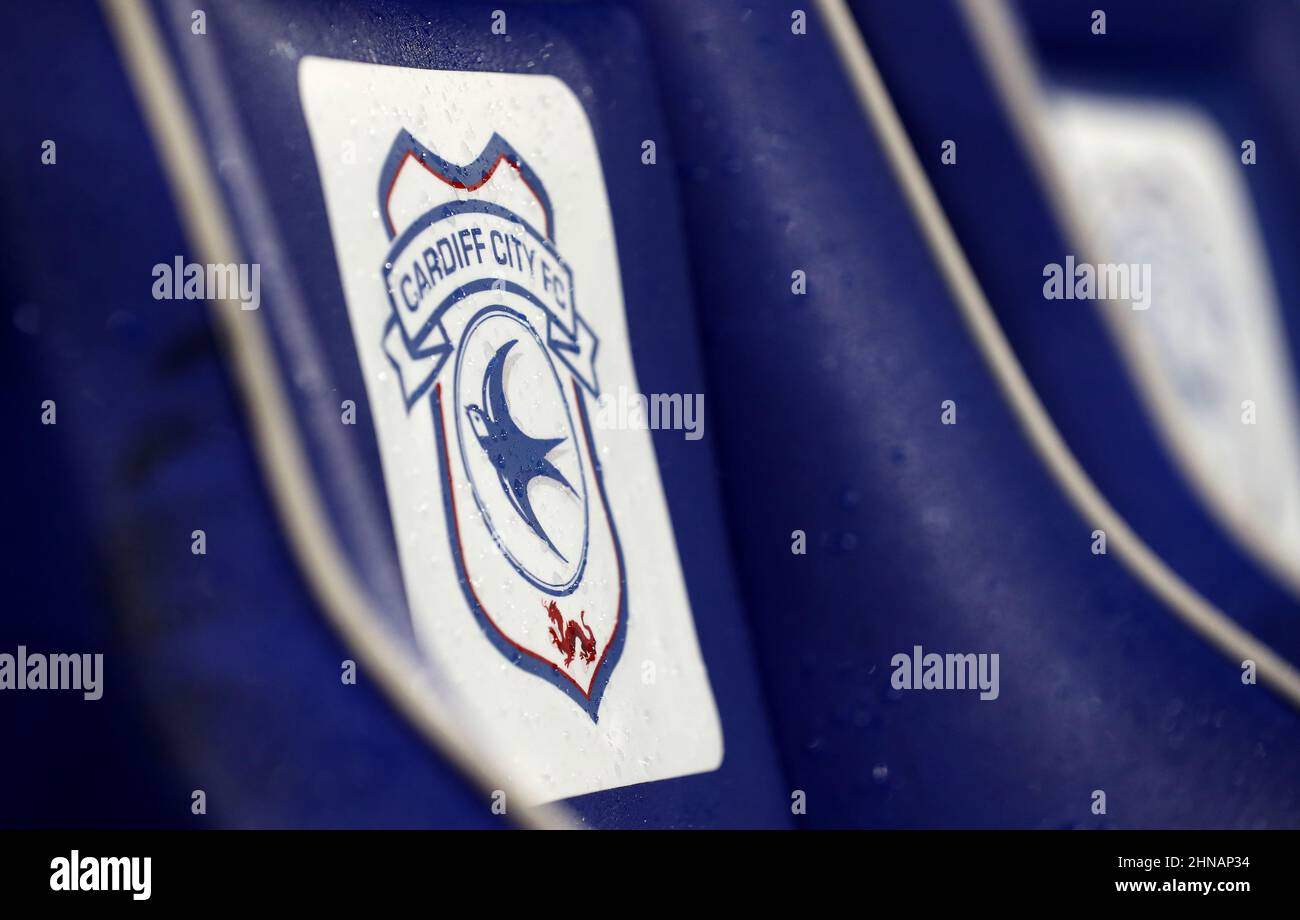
[301,59,723,800]
[376,129,625,718]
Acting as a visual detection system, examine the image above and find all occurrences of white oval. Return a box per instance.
[453,306,588,593]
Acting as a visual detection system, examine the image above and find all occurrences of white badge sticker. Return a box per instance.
[299,57,722,803]
[1047,90,1300,587]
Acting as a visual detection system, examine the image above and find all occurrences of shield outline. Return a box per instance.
[379,129,628,720]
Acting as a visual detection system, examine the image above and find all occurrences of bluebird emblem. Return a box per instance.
[465,339,578,562]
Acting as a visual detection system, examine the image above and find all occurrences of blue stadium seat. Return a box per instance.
[3,0,1298,829]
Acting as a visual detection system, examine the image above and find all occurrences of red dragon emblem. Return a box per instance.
[546,600,597,667]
